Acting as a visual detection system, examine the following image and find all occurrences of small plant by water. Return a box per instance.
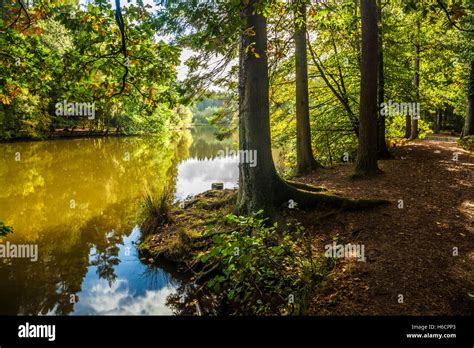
[140,188,173,236]
[196,211,331,315]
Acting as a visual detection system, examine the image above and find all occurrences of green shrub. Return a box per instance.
[386,115,432,139]
[197,211,329,315]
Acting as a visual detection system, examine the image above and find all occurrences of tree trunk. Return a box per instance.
[405,115,411,138]
[434,108,441,133]
[463,61,474,137]
[410,22,420,140]
[441,106,446,129]
[376,0,391,159]
[355,0,380,176]
[236,0,280,215]
[294,1,321,173]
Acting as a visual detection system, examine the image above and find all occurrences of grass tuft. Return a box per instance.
[140,187,173,236]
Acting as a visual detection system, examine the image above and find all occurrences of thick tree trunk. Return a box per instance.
[376,0,391,159]
[294,1,321,173]
[355,0,380,176]
[410,26,420,140]
[405,115,411,138]
[236,0,280,215]
[463,61,474,137]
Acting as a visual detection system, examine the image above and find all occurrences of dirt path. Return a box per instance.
[295,140,474,315]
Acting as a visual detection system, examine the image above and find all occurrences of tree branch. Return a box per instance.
[109,0,129,99]
[436,0,474,33]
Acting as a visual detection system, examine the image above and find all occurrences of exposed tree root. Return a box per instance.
[191,262,220,283]
[285,180,328,192]
[276,178,389,211]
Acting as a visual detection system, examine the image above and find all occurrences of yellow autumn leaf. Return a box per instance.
[243,26,256,37]
[251,47,261,59]
[40,74,52,81]
[0,95,12,105]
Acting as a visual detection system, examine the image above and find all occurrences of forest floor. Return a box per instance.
[292,140,474,315]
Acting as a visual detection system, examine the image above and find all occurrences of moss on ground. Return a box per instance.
[138,189,237,265]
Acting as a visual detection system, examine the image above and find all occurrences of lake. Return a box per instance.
[0,127,239,315]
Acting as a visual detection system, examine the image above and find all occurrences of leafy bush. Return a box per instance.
[458,135,474,151]
[386,115,433,139]
[197,211,329,315]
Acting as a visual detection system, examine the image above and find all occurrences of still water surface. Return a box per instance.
[0,127,238,315]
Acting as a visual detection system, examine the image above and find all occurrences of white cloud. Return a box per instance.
[76,279,175,315]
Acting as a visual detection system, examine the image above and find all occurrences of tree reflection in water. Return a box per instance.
[0,127,238,315]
